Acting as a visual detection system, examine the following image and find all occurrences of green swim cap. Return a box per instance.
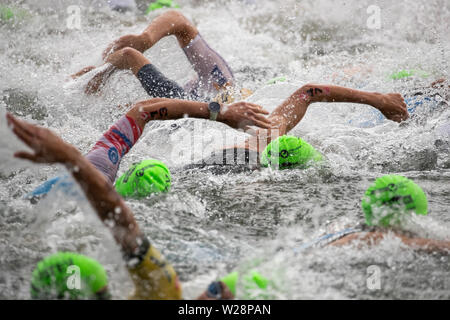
[115,159,171,198]
[0,6,14,21]
[146,0,180,14]
[0,5,29,22]
[221,271,239,296]
[389,70,430,80]
[261,135,323,170]
[30,252,108,300]
[362,175,428,227]
[221,270,271,299]
[267,76,287,85]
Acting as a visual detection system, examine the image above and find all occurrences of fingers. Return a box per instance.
[245,103,270,115]
[243,126,258,135]
[251,107,270,115]
[242,108,272,126]
[6,114,36,146]
[14,151,38,162]
[102,44,115,61]
[251,112,272,126]
[70,66,96,80]
[248,118,273,129]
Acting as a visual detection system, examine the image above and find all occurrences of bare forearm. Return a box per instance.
[400,237,450,254]
[141,11,198,49]
[64,148,141,253]
[302,85,378,105]
[6,113,141,253]
[270,84,393,135]
[331,232,450,254]
[127,98,271,135]
[128,99,209,130]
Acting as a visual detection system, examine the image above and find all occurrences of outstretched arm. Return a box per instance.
[330,231,450,254]
[6,113,142,255]
[241,84,410,153]
[102,10,198,60]
[6,113,237,300]
[269,84,409,135]
[126,98,271,131]
[7,113,184,299]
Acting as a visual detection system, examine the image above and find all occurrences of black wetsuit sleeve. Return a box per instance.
[137,64,187,99]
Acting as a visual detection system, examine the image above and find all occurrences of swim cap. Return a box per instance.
[220,271,239,296]
[30,252,108,300]
[115,159,171,198]
[0,6,14,20]
[362,175,428,227]
[146,0,180,14]
[389,70,430,80]
[267,76,287,85]
[260,135,323,169]
[221,270,272,299]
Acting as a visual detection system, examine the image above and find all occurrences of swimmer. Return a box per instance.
[296,175,450,254]
[73,10,239,103]
[26,97,272,199]
[6,112,234,300]
[183,83,409,172]
[28,79,409,198]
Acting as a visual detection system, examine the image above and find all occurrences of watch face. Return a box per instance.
[209,102,221,113]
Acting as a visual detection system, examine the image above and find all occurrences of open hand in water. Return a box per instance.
[373,93,409,123]
[6,113,79,164]
[102,34,146,60]
[218,101,272,131]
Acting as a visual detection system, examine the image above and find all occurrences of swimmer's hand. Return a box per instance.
[218,102,272,131]
[85,65,116,95]
[6,113,80,164]
[103,34,146,60]
[70,66,96,80]
[373,93,409,123]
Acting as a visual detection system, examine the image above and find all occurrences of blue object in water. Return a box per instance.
[25,175,75,200]
[294,227,361,253]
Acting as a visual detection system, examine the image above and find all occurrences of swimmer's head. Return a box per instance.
[115,159,171,198]
[30,252,109,300]
[362,175,428,228]
[260,135,323,170]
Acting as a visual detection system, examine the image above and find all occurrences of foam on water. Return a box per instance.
[0,0,449,299]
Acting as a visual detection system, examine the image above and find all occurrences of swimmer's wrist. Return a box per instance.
[367,92,383,109]
[62,146,84,169]
[208,102,221,121]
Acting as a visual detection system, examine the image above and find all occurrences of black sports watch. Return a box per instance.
[208,102,221,121]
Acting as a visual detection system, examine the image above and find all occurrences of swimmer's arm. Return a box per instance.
[330,231,450,254]
[396,235,450,254]
[6,113,142,255]
[126,98,272,131]
[268,84,409,137]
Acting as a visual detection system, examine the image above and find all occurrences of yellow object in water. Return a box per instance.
[213,83,254,104]
[128,244,182,300]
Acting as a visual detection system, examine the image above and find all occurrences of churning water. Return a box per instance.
[0,0,449,299]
